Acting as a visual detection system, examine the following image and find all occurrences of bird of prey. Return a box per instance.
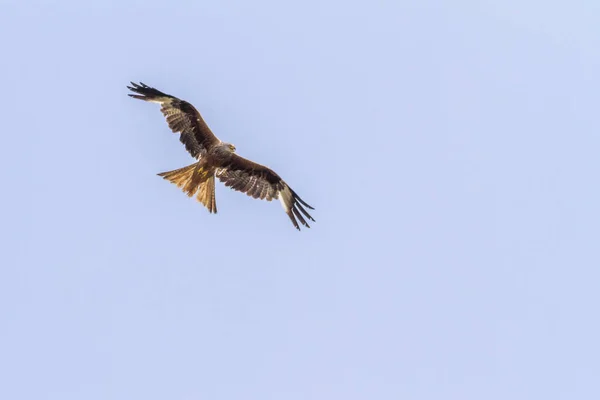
[127,82,315,230]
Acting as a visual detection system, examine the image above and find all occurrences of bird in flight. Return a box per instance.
[127,82,315,230]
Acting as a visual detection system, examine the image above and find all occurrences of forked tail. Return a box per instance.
[158,163,217,213]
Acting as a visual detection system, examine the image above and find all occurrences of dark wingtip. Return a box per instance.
[126,82,170,100]
[286,210,301,231]
[292,206,310,229]
[294,199,315,223]
[127,82,152,91]
[291,189,314,210]
[127,82,141,96]
[302,202,315,210]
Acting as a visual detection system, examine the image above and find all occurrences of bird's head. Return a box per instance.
[226,143,236,152]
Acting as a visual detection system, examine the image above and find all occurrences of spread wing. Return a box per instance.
[216,154,315,230]
[127,82,220,158]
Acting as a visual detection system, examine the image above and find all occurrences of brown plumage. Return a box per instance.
[127,82,315,230]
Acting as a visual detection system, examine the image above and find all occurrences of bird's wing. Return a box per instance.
[127,82,219,158]
[216,154,315,230]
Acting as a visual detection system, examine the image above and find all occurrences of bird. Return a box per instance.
[127,82,315,230]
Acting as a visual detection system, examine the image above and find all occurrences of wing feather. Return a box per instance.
[216,154,315,230]
[127,82,219,158]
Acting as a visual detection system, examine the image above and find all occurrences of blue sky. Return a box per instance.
[2,1,599,399]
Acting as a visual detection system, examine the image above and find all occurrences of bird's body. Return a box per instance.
[127,82,314,230]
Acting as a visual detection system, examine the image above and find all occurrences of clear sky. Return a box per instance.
[1,1,599,399]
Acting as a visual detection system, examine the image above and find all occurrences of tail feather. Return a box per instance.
[158,164,196,193]
[196,173,217,214]
[158,163,217,213]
